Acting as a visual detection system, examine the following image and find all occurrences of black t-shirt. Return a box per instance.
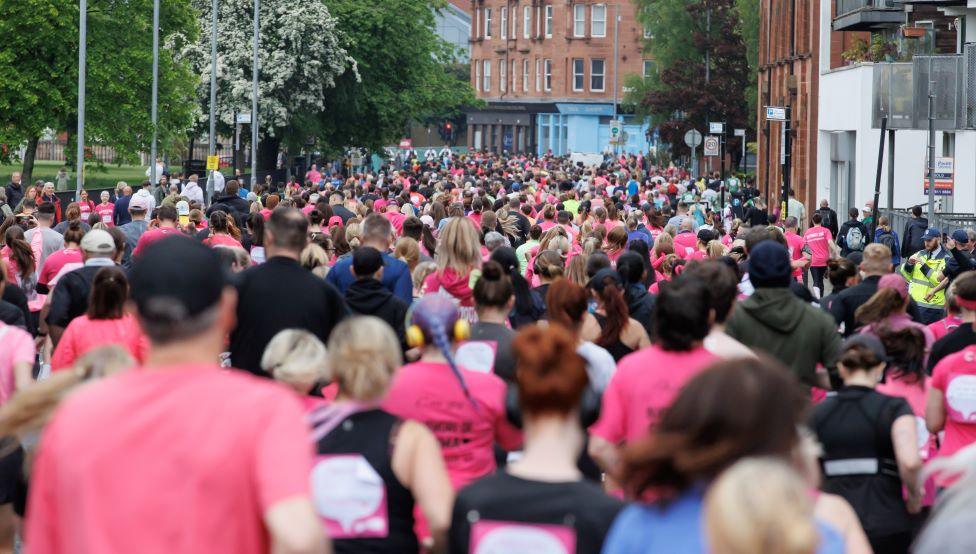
[229,256,349,376]
[449,472,623,554]
[928,323,976,373]
[811,386,914,537]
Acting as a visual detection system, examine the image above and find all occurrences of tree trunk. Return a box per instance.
[21,136,39,186]
[257,135,282,182]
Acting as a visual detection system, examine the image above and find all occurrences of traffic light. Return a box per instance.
[444,122,454,143]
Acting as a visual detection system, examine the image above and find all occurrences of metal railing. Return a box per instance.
[836,0,899,17]
[880,208,973,235]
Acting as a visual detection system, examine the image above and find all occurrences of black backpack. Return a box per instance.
[818,208,833,232]
[877,231,897,256]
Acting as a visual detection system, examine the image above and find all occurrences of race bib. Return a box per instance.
[945,373,976,423]
[311,455,388,539]
[470,520,575,554]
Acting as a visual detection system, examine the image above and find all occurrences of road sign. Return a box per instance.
[206,155,219,170]
[704,136,720,157]
[609,120,623,144]
[236,113,252,124]
[709,122,725,134]
[923,157,954,196]
[684,129,703,148]
[734,128,746,137]
[398,138,412,150]
[765,106,787,121]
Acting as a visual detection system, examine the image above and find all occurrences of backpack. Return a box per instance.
[818,208,833,231]
[876,231,897,256]
[845,225,866,252]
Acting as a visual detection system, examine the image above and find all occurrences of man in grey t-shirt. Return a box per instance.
[24,203,64,270]
[118,195,150,266]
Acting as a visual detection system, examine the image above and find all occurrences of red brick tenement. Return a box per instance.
[467,0,652,155]
[756,0,820,219]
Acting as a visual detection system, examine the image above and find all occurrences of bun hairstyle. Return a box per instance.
[534,249,565,280]
[408,294,476,409]
[64,220,86,245]
[838,342,885,372]
[474,260,514,309]
[512,324,588,418]
[826,257,857,289]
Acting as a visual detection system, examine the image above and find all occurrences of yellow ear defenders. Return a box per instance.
[405,319,471,349]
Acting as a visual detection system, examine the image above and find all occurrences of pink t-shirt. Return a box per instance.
[785,231,806,280]
[204,234,244,249]
[382,361,521,489]
[673,232,698,259]
[0,323,34,404]
[78,200,95,220]
[26,365,314,554]
[95,203,115,226]
[931,346,976,457]
[930,315,963,342]
[50,314,149,372]
[803,226,833,267]
[39,248,83,288]
[133,226,183,257]
[591,346,718,444]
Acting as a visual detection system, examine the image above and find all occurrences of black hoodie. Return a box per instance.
[345,278,409,346]
[624,283,656,340]
[902,216,929,258]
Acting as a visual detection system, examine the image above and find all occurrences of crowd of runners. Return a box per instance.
[1,150,976,553]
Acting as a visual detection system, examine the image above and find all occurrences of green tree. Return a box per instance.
[178,0,351,170]
[0,0,198,184]
[314,0,477,152]
[628,0,751,161]
[735,0,760,125]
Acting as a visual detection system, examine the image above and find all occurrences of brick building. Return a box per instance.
[756,0,821,217]
[466,0,653,155]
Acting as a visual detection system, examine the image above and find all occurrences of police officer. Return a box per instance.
[900,228,949,324]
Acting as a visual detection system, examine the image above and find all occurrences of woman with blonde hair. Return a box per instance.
[411,261,437,300]
[423,217,481,317]
[344,220,362,250]
[706,240,728,259]
[311,316,453,553]
[394,236,421,273]
[261,329,329,409]
[301,243,331,278]
[705,458,824,554]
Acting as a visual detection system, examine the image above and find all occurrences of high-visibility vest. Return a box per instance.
[900,249,948,309]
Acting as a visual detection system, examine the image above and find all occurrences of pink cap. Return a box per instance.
[129,195,149,212]
[328,216,343,228]
[877,273,908,299]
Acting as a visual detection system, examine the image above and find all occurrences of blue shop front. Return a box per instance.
[536,103,654,157]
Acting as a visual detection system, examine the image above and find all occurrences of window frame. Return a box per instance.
[535,58,541,92]
[590,58,605,92]
[572,4,586,38]
[484,8,492,39]
[483,59,492,92]
[572,58,585,92]
[544,5,553,37]
[523,59,529,92]
[500,59,507,92]
[544,59,552,91]
[500,6,508,39]
[523,6,532,39]
[591,4,606,38]
[475,59,481,91]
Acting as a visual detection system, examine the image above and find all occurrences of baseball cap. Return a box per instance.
[841,333,888,364]
[80,229,116,254]
[327,216,343,228]
[952,229,970,243]
[923,228,941,240]
[352,246,384,277]
[587,268,622,293]
[129,195,149,212]
[129,237,227,320]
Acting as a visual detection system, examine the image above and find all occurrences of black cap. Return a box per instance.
[129,237,227,321]
[587,267,623,292]
[353,246,384,277]
[748,241,792,289]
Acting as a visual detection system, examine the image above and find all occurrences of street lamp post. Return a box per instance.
[75,0,87,197]
[206,0,218,205]
[150,0,160,193]
[251,0,259,189]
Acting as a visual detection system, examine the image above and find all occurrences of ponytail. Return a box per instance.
[595,279,629,348]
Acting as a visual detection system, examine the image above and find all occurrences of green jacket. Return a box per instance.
[725,288,842,387]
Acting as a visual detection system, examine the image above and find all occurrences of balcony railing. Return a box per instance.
[872,46,975,130]
[834,0,904,31]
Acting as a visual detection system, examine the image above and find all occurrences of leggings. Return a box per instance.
[810,266,826,294]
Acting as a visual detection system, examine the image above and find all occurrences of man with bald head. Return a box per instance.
[113,185,134,225]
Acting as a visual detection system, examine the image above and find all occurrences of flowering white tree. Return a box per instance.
[174,0,353,164]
